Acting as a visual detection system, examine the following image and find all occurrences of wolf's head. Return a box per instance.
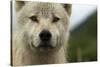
[15,1,71,52]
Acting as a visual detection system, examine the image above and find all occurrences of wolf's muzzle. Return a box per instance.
[39,30,52,42]
[38,30,53,48]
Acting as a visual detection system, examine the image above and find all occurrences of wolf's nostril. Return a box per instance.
[39,30,51,41]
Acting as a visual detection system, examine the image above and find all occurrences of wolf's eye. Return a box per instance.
[52,16,60,23]
[29,16,38,22]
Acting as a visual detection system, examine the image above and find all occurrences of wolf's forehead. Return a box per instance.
[28,3,60,14]
[34,3,55,13]
[25,2,64,17]
[28,3,56,17]
[33,3,55,10]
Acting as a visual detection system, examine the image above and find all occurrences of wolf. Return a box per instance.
[12,1,72,66]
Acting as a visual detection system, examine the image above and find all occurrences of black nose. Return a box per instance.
[39,30,51,41]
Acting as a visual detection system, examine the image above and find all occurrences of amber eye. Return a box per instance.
[29,16,38,22]
[52,16,60,23]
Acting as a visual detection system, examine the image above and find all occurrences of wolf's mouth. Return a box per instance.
[38,41,54,49]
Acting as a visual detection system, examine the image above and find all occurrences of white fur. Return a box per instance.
[12,1,71,66]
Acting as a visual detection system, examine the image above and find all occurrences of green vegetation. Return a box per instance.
[67,10,97,62]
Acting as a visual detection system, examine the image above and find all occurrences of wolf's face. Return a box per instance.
[15,2,71,52]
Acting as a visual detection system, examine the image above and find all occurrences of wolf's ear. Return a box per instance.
[15,1,25,12]
[63,4,72,16]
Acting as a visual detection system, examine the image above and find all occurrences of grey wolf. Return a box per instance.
[12,1,72,66]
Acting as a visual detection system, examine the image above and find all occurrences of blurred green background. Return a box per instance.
[67,10,97,62]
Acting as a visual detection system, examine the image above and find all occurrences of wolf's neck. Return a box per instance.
[35,47,66,64]
[21,47,66,65]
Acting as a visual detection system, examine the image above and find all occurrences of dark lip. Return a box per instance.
[38,41,53,48]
